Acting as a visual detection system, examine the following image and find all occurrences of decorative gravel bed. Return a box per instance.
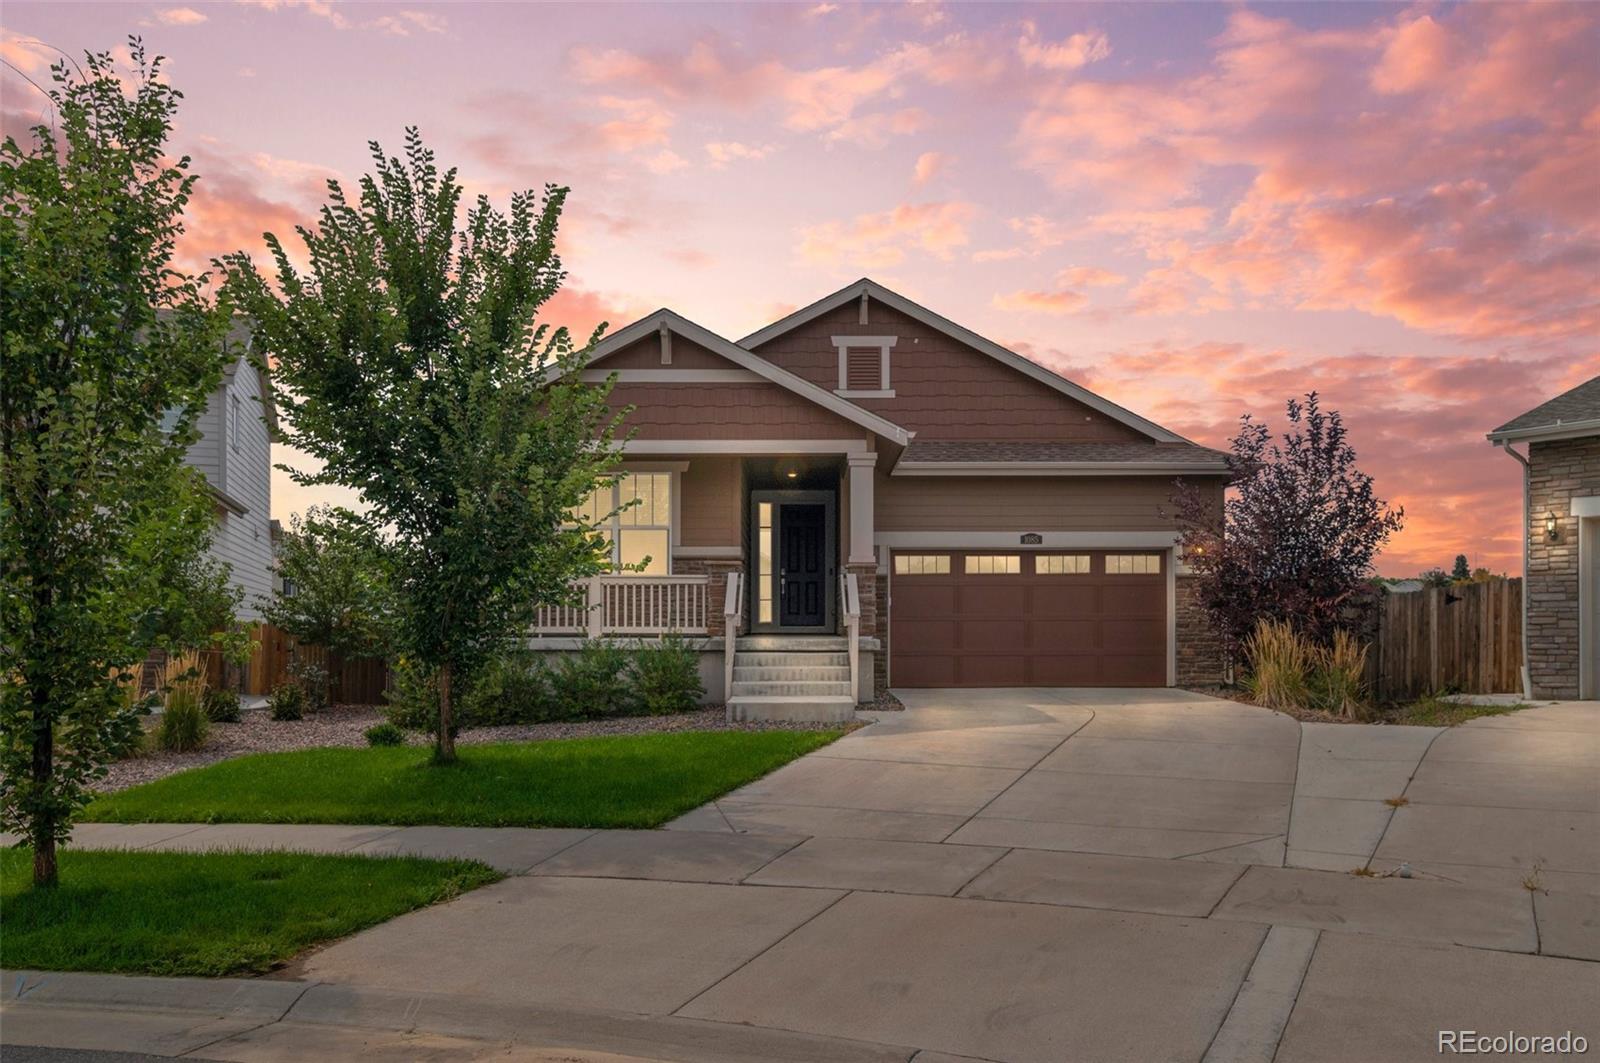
[99,704,858,793]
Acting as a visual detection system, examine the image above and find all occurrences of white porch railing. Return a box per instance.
[841,570,861,704]
[723,570,743,700]
[533,575,710,637]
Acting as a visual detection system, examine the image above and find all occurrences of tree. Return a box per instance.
[1419,568,1452,589]
[1451,554,1471,581]
[1172,393,1404,659]
[1,43,235,886]
[262,506,395,702]
[222,131,626,762]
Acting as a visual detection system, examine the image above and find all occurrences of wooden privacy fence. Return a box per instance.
[238,624,390,704]
[1366,578,1522,701]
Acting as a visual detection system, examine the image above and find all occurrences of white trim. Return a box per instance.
[836,389,897,399]
[624,439,873,455]
[1570,496,1600,518]
[832,334,897,393]
[847,454,876,564]
[583,309,911,446]
[874,530,1181,549]
[742,279,1185,444]
[895,461,1229,477]
[659,322,672,365]
[581,369,760,384]
[1581,516,1598,700]
[675,545,742,559]
[619,461,690,473]
[832,335,899,346]
[1487,418,1600,445]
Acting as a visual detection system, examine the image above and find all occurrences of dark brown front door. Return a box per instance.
[780,504,827,627]
[889,550,1167,687]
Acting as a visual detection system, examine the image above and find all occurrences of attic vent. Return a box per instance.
[831,334,897,397]
[845,348,880,390]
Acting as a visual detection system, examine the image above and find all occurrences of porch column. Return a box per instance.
[846,453,877,564]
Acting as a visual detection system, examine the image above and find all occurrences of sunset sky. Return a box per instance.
[4,1,1596,576]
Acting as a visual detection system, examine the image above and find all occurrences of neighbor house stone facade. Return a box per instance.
[1489,376,1600,701]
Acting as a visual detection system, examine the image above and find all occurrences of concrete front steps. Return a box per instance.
[727,635,857,724]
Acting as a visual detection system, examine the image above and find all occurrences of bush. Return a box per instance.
[364,722,405,747]
[289,657,330,713]
[548,640,633,718]
[630,633,704,716]
[267,683,305,721]
[1309,629,1370,719]
[384,657,444,733]
[1242,619,1311,710]
[461,653,556,725]
[158,688,210,753]
[202,687,242,723]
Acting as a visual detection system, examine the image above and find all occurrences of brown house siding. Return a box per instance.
[1526,435,1599,699]
[750,299,1148,442]
[679,456,742,548]
[875,473,1222,532]
[606,382,869,440]
[590,332,733,370]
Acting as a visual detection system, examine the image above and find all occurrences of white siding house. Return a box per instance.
[183,330,276,622]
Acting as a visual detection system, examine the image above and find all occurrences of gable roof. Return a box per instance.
[582,308,912,447]
[1488,374,1600,443]
[738,278,1185,444]
[222,318,279,436]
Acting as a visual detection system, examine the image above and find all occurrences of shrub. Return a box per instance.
[267,683,305,722]
[461,653,556,725]
[364,722,406,747]
[384,657,444,733]
[202,687,242,723]
[107,669,156,760]
[630,633,705,716]
[1310,629,1370,719]
[155,652,211,753]
[1242,619,1311,710]
[548,640,633,718]
[288,657,330,713]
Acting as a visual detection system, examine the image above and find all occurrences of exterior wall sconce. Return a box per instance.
[1545,511,1560,542]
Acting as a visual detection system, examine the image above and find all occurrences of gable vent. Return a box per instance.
[845,348,881,390]
[832,334,897,397]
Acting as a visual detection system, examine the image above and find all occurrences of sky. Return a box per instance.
[3,1,1596,576]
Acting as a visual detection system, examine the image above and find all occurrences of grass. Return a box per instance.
[85,730,843,829]
[1392,694,1529,727]
[0,848,499,976]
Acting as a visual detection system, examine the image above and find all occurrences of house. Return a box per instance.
[1488,374,1600,700]
[181,321,276,622]
[536,278,1231,721]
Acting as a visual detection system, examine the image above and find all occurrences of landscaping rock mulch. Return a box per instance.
[99,704,859,793]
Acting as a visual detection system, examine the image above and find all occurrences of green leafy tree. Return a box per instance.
[262,506,395,703]
[1451,554,1471,581]
[0,43,235,886]
[222,131,626,761]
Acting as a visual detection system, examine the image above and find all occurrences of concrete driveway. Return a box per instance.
[6,689,1597,1063]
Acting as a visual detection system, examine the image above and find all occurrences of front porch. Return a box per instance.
[529,446,883,718]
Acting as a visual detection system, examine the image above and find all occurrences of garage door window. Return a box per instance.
[894,554,950,575]
[1106,554,1161,574]
[1037,554,1090,575]
[965,554,1020,574]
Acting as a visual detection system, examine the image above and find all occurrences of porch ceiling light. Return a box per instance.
[1545,511,1560,542]
[786,469,799,479]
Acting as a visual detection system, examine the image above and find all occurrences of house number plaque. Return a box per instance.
[1020,533,1043,545]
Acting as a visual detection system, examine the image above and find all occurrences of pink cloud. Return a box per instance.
[154,7,208,27]
[992,288,1089,315]
[798,200,976,268]
[912,150,948,185]
[1016,23,1110,71]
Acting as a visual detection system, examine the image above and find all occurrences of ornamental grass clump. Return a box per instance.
[157,651,209,753]
[1310,629,1370,719]
[1243,619,1311,711]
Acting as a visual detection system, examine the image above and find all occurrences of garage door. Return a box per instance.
[889,550,1168,687]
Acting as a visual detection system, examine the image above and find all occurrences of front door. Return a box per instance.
[780,503,827,627]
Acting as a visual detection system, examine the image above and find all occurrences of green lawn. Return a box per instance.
[85,730,842,828]
[1390,694,1529,727]
[0,848,499,976]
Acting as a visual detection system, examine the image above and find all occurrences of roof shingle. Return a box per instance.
[1491,375,1600,437]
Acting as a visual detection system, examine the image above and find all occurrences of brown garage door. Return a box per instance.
[889,550,1167,687]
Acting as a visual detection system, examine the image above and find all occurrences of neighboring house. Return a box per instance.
[1488,374,1600,700]
[542,278,1232,720]
[181,322,276,623]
